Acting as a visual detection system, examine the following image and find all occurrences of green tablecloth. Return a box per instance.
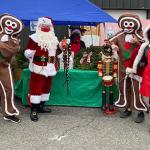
[15,69,118,107]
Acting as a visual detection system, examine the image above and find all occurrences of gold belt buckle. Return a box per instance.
[41,55,46,62]
[48,56,51,63]
[48,56,56,63]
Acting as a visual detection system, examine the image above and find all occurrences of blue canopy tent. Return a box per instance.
[0,0,116,25]
[0,0,117,107]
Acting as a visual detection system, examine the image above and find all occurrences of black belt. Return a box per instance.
[33,56,55,63]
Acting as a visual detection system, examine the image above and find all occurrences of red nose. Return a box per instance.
[7,26,13,30]
[127,27,132,29]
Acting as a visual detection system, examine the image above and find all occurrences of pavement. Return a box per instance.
[0,102,150,150]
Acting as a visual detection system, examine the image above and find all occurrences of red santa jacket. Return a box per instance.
[24,34,58,77]
[124,45,146,77]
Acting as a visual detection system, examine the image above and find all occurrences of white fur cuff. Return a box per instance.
[30,95,41,104]
[41,93,50,101]
[29,63,57,77]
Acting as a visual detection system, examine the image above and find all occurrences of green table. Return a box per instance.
[15,69,118,107]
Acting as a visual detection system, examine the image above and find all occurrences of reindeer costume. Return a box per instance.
[109,14,148,123]
[0,14,23,123]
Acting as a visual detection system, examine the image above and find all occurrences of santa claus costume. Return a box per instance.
[25,17,60,121]
[133,24,150,99]
[109,13,148,123]
[0,14,23,123]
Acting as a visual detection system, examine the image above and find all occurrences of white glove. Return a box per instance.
[1,34,9,42]
[112,50,119,60]
[126,67,133,75]
[24,49,36,62]
[111,44,119,51]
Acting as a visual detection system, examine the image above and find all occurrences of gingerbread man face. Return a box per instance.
[118,14,142,34]
[0,14,23,39]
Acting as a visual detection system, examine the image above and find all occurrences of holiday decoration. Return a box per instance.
[60,37,71,94]
[0,14,23,123]
[109,13,148,123]
[97,45,118,114]
[74,46,102,70]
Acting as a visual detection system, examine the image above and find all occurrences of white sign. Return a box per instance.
[30,21,37,31]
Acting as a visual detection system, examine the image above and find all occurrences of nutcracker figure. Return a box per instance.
[98,45,118,114]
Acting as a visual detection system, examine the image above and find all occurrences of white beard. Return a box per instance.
[36,29,59,50]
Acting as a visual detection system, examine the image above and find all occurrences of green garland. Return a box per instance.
[14,46,102,70]
[74,46,102,70]
[15,49,29,69]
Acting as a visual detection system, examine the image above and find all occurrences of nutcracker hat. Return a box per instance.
[101,45,113,56]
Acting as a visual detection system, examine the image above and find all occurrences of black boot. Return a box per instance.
[133,111,145,123]
[120,109,132,118]
[30,104,39,122]
[109,91,114,111]
[37,102,52,113]
[101,91,106,111]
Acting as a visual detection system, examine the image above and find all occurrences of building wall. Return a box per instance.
[90,0,150,10]
[90,0,150,18]
[105,10,147,19]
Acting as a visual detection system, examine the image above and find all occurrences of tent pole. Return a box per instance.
[90,25,93,46]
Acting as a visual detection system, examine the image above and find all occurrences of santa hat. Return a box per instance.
[132,24,150,73]
[143,23,150,42]
[37,17,53,27]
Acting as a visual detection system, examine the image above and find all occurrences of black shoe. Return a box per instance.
[133,112,145,123]
[3,116,20,123]
[38,101,52,113]
[37,107,52,113]
[30,111,38,122]
[120,109,132,118]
